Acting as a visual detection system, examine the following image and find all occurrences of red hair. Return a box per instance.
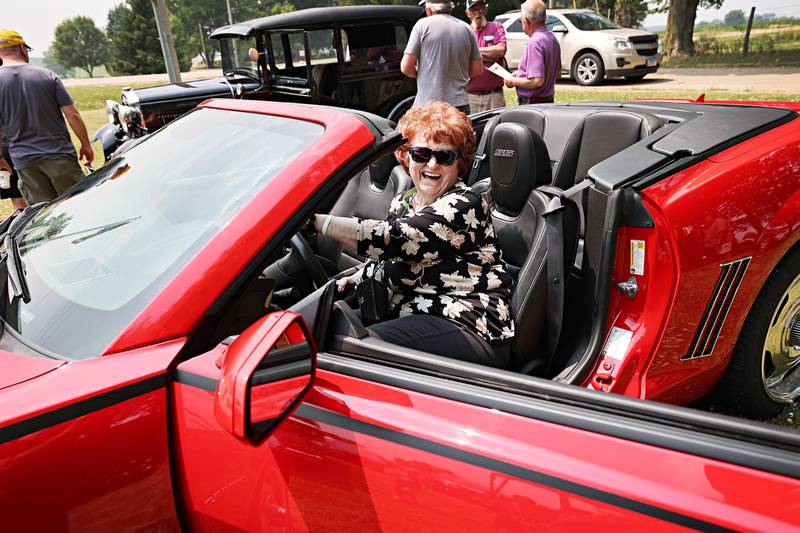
[395,101,476,176]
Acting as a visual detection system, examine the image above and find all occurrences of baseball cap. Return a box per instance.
[466,0,487,9]
[0,30,33,50]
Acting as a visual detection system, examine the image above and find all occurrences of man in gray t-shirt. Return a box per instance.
[401,2,483,113]
[0,29,93,204]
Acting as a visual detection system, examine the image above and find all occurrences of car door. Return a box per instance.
[547,13,571,74]
[503,17,527,69]
[171,319,800,531]
[0,341,184,531]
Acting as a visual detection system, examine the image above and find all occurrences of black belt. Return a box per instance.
[468,87,504,96]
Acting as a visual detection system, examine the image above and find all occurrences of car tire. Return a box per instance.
[572,52,604,86]
[712,246,800,419]
[625,74,646,82]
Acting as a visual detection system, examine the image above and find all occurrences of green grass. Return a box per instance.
[68,83,151,113]
[662,26,800,68]
[502,88,800,105]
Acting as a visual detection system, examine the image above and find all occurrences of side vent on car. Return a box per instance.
[681,257,751,360]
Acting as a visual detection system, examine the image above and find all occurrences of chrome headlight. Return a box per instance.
[117,105,142,135]
[105,100,120,125]
[612,38,631,50]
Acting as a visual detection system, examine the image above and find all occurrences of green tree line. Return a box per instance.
[43,0,800,76]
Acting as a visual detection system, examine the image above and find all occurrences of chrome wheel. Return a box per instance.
[576,58,598,83]
[572,53,604,86]
[762,272,800,402]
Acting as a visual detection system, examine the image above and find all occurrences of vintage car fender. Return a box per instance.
[92,123,122,161]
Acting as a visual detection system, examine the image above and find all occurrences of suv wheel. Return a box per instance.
[573,52,604,86]
[712,247,800,418]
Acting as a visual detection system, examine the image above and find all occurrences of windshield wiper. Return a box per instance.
[2,203,46,304]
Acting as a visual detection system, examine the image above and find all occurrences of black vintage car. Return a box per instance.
[94,5,422,160]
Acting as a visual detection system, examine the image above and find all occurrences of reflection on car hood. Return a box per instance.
[591,28,657,39]
[132,76,261,105]
[0,350,64,391]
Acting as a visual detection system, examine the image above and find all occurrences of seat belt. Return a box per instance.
[468,115,501,185]
[534,180,592,374]
[542,196,566,372]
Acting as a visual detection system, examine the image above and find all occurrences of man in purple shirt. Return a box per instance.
[504,0,561,104]
[465,0,507,113]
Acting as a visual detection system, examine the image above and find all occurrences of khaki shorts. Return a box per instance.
[17,155,85,204]
[468,89,506,114]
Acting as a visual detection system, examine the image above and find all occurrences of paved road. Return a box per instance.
[64,67,800,93]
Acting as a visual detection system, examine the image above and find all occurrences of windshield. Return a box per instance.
[1,108,323,359]
[564,12,619,30]
[219,36,260,73]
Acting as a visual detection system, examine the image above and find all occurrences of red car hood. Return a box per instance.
[0,351,65,391]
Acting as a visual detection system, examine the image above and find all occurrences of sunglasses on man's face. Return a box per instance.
[409,146,461,166]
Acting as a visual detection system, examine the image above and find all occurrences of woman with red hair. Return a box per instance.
[312,102,513,367]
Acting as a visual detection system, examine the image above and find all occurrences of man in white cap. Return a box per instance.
[401,1,483,114]
[0,29,93,204]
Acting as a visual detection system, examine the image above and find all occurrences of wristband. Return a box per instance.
[321,214,333,237]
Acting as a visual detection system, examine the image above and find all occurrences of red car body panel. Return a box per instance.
[0,340,185,530]
[105,101,375,355]
[0,350,64,390]
[172,352,798,531]
[590,111,800,404]
[0,100,797,530]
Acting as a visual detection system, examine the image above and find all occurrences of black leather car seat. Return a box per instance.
[488,123,581,372]
[318,152,412,271]
[552,110,665,189]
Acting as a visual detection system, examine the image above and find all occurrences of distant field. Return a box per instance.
[662,24,800,68]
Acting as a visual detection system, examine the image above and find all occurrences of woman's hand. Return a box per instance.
[336,268,363,293]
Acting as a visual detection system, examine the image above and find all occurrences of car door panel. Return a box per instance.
[172,350,799,531]
[0,340,185,531]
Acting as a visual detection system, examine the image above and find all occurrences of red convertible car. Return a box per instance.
[0,99,798,530]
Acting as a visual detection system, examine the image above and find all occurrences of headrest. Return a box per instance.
[368,152,398,189]
[490,123,551,215]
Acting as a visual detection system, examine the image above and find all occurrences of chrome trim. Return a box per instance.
[682,257,751,360]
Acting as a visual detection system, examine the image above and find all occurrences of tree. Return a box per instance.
[51,16,110,78]
[652,0,724,58]
[41,48,73,78]
[168,0,296,70]
[724,9,746,26]
[106,0,166,75]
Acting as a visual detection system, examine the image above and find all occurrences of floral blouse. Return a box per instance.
[356,181,515,344]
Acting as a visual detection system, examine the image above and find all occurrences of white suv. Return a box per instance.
[496,9,662,86]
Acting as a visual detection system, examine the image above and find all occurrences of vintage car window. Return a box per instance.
[219,36,259,73]
[271,33,289,71]
[3,108,324,359]
[563,12,619,30]
[307,29,337,66]
[507,18,522,33]
[288,32,308,68]
[341,23,406,73]
[545,15,560,29]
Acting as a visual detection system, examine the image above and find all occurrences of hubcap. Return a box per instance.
[577,58,597,83]
[762,272,800,402]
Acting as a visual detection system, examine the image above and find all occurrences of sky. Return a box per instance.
[5,0,800,56]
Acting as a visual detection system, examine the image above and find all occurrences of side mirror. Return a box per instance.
[551,24,568,33]
[215,311,316,442]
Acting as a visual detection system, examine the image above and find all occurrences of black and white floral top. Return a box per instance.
[356,181,515,343]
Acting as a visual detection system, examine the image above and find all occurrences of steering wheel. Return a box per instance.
[290,233,329,290]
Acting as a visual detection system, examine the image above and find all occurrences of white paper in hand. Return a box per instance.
[488,63,513,80]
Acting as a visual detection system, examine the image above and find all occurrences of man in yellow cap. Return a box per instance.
[0,29,93,204]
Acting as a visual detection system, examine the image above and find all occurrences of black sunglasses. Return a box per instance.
[409,146,461,166]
